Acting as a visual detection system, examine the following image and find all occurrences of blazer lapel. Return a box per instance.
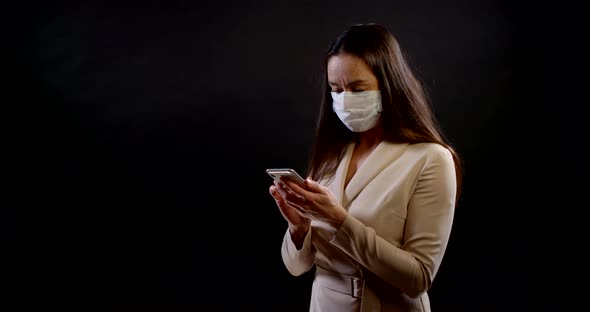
[342,141,408,208]
[328,142,355,205]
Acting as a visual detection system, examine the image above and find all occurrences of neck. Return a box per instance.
[355,123,384,149]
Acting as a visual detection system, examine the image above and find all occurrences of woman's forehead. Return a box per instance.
[327,54,375,83]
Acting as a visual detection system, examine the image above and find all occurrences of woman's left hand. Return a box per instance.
[279,177,348,229]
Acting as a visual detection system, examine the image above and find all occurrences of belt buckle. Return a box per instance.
[351,276,363,299]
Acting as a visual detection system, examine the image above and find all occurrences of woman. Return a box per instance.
[269,23,462,312]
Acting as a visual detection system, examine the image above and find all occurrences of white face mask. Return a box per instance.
[331,91,382,132]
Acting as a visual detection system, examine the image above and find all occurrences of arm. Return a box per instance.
[281,226,315,276]
[270,180,316,276]
[330,147,457,298]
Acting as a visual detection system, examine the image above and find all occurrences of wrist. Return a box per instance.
[289,222,310,236]
[331,210,348,230]
[289,222,310,250]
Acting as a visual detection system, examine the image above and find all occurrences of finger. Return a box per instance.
[277,193,308,219]
[281,187,308,208]
[275,192,288,208]
[276,179,306,202]
[272,187,293,210]
[285,179,313,196]
[279,178,309,195]
[274,182,290,199]
[269,185,282,200]
[284,180,322,208]
[279,175,305,185]
[274,179,292,193]
[272,185,297,209]
[304,177,324,193]
[285,199,309,217]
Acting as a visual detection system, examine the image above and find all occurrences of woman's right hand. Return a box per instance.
[269,179,311,239]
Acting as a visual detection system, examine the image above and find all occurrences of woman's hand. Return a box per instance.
[269,180,311,234]
[277,177,348,230]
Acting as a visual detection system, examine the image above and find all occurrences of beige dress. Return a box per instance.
[281,142,457,312]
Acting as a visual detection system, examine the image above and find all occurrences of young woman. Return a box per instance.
[269,23,462,312]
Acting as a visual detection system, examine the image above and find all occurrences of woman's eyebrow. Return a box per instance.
[328,79,367,86]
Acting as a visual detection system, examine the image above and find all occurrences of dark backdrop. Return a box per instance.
[5,0,584,311]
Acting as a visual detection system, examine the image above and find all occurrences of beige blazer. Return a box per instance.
[281,141,457,312]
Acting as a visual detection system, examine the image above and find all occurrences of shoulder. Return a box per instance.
[408,142,452,158]
[383,141,451,158]
[383,142,453,166]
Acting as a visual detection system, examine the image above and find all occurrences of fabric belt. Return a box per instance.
[315,266,364,299]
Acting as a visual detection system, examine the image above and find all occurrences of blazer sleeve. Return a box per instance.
[330,146,457,298]
[281,227,315,276]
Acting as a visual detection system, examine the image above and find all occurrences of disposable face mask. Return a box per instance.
[331,91,382,132]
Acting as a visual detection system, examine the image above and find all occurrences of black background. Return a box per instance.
[5,0,585,311]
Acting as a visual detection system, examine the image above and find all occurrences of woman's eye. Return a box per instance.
[332,89,342,93]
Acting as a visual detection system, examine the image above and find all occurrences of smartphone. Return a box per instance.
[266,168,306,185]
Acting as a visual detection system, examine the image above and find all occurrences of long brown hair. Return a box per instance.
[306,23,463,201]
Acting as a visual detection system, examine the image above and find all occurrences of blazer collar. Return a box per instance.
[330,143,355,205]
[334,141,408,208]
